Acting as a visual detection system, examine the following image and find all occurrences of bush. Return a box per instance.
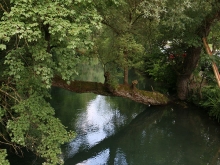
[199,86,220,121]
[144,52,177,93]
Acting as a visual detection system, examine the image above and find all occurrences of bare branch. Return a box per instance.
[0,3,8,13]
[0,88,21,103]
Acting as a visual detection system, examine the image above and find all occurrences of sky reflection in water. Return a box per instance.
[75,149,110,165]
[66,95,127,162]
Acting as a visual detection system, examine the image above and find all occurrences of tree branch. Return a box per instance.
[131,13,144,26]
[52,76,169,105]
[202,37,220,87]
[0,3,8,13]
[101,20,120,35]
[0,88,21,103]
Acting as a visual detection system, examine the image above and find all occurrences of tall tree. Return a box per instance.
[0,0,101,164]
[95,0,150,85]
[144,0,220,100]
[165,0,220,100]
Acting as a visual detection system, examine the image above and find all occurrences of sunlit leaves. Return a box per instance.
[0,150,9,165]
[4,48,25,80]
[0,0,102,83]
[139,0,167,20]
[7,94,75,164]
[0,44,6,50]
[0,0,101,164]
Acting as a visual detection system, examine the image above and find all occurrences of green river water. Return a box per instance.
[50,87,220,165]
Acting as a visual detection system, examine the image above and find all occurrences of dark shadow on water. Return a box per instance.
[64,107,164,165]
[64,103,220,165]
[7,149,43,165]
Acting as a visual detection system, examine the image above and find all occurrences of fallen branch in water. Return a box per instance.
[52,76,169,105]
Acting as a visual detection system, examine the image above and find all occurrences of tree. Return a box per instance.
[0,0,101,164]
[171,0,220,100]
[95,0,151,85]
[143,0,220,100]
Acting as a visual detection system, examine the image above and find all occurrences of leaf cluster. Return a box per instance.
[0,0,102,164]
[0,149,9,165]
[1,89,75,164]
[199,86,220,121]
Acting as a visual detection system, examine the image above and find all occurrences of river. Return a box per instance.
[50,87,220,165]
[8,61,220,165]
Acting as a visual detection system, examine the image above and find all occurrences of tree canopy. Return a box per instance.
[0,0,101,164]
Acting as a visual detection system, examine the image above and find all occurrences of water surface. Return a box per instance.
[51,87,220,165]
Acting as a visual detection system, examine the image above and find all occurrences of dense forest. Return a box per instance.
[1,0,220,164]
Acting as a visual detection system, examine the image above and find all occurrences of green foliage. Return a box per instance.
[147,60,169,81]
[75,58,104,82]
[193,52,220,120]
[0,0,101,164]
[96,0,212,90]
[96,28,144,86]
[199,86,220,121]
[0,149,9,165]
[145,52,177,92]
[160,0,212,41]
[0,0,220,163]
[197,50,220,86]
[116,33,145,66]
[0,0,102,83]
[138,0,167,20]
[142,0,220,97]
[94,0,147,84]
[4,93,75,164]
[208,21,220,50]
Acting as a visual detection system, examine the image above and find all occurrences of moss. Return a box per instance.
[115,84,169,105]
[52,76,169,105]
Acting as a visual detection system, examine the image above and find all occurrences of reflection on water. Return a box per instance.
[51,88,220,165]
[66,95,127,158]
[74,148,127,165]
[76,149,110,165]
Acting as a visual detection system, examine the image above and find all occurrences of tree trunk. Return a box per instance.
[124,66,129,85]
[175,5,220,100]
[123,51,129,85]
[176,46,202,100]
[43,24,51,53]
[176,75,190,100]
